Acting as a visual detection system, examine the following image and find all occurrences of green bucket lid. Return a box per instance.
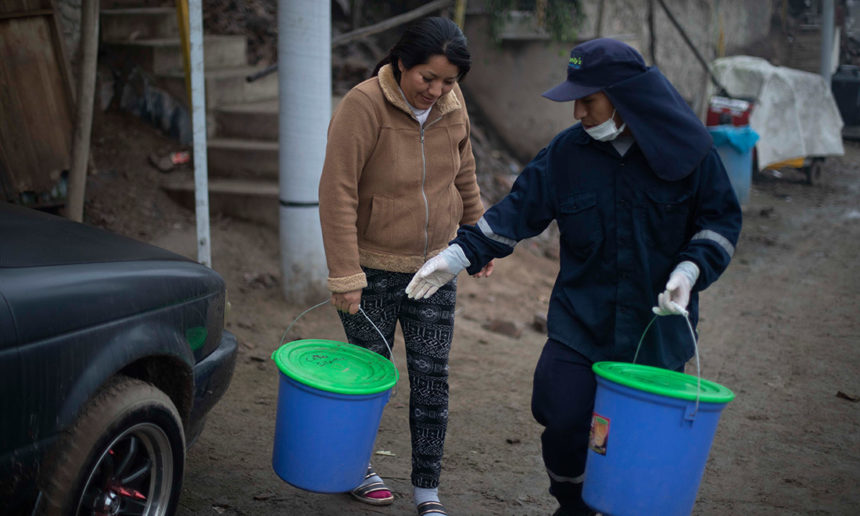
[592,362,735,404]
[271,339,398,395]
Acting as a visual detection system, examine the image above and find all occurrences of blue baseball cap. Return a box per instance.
[541,38,648,102]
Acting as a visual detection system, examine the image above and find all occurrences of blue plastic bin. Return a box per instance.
[583,362,734,516]
[271,339,398,493]
[709,125,759,205]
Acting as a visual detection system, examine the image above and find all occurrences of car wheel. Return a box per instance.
[40,375,186,516]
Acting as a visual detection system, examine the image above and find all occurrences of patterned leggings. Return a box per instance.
[338,267,457,489]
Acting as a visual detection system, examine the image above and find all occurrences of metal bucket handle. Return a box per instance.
[633,311,702,420]
[279,300,399,396]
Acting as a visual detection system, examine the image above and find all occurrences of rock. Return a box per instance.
[532,312,548,333]
[482,318,522,338]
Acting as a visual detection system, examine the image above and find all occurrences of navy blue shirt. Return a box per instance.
[454,124,742,370]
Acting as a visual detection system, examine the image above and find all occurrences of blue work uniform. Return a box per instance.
[453,37,744,513]
[452,121,742,512]
[456,124,741,369]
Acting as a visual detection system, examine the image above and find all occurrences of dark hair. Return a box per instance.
[372,17,471,82]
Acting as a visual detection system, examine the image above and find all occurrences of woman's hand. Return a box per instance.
[332,289,362,314]
[472,259,495,278]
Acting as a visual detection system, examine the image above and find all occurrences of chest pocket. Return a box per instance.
[559,192,603,258]
[642,187,692,253]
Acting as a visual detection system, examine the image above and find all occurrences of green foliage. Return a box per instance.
[484,0,584,43]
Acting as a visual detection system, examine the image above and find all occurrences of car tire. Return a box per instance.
[40,375,186,516]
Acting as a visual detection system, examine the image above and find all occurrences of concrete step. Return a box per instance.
[206,137,279,179]
[160,175,279,228]
[103,35,247,75]
[101,7,178,41]
[158,65,278,108]
[215,100,279,141]
[213,96,345,141]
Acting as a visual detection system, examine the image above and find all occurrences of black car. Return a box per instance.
[0,202,238,515]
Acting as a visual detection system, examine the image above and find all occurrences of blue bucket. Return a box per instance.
[271,339,398,493]
[583,362,734,516]
[709,125,759,205]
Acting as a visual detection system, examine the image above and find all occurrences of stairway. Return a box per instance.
[100,1,281,227]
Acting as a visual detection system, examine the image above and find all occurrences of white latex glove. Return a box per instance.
[652,261,699,317]
[406,244,470,299]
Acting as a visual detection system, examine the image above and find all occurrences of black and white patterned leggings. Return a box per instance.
[338,266,457,489]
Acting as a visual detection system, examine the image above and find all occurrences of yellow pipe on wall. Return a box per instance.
[454,0,467,29]
[176,0,192,104]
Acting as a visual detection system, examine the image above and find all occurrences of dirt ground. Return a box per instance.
[85,110,860,515]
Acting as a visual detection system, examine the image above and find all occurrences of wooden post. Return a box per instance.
[66,0,99,222]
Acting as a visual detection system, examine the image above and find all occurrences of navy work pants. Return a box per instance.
[532,338,685,512]
[531,339,596,512]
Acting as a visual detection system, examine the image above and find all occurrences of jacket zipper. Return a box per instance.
[420,116,444,260]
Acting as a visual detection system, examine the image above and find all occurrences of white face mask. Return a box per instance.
[584,109,626,142]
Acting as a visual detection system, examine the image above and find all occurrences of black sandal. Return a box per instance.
[417,500,448,515]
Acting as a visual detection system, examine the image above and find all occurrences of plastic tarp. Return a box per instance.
[710,56,844,169]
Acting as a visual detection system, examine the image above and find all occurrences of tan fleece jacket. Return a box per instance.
[319,64,483,293]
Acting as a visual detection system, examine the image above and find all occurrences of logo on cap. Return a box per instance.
[569,55,582,70]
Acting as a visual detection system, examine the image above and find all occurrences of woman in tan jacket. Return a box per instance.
[318,16,492,516]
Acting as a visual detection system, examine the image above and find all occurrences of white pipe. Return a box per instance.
[821,0,835,82]
[277,0,330,303]
[189,0,211,267]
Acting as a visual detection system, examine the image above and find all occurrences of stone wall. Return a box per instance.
[462,0,775,161]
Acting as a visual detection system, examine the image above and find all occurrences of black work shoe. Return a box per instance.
[551,507,599,516]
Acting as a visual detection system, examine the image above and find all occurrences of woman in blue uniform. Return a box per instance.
[405,38,742,515]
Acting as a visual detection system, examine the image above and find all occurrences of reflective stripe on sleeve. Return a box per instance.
[691,229,735,257]
[478,217,517,248]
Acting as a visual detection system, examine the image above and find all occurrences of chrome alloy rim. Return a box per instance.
[76,422,174,516]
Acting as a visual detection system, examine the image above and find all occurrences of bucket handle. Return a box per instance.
[279,300,399,393]
[633,312,702,420]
